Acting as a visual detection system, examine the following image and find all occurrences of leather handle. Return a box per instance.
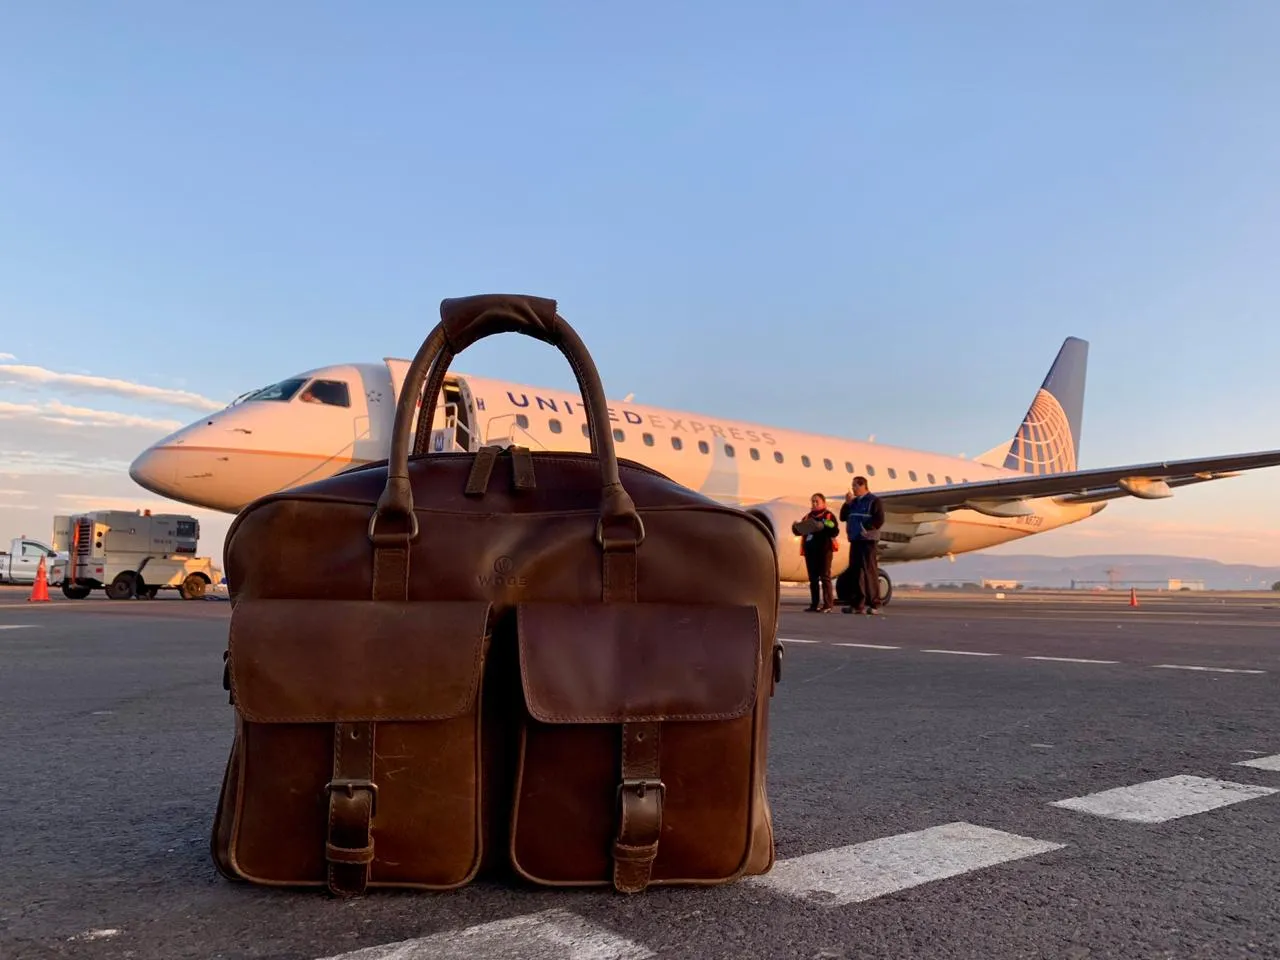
[371,294,643,549]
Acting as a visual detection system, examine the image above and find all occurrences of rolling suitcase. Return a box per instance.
[211,293,784,896]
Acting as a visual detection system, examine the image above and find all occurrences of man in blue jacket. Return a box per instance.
[839,476,886,614]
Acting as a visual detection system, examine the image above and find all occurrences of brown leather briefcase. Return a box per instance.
[211,294,783,896]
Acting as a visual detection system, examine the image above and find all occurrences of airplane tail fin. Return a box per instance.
[996,336,1088,475]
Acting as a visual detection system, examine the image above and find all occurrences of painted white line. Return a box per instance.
[779,637,822,644]
[314,909,653,960]
[1049,775,1278,823]
[0,624,37,630]
[834,642,900,650]
[1024,656,1119,664]
[1235,754,1280,772]
[748,821,1063,906]
[1153,664,1266,675]
[921,649,1000,657]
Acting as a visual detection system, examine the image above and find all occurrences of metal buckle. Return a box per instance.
[595,513,646,550]
[325,778,379,818]
[367,509,420,545]
[616,778,665,803]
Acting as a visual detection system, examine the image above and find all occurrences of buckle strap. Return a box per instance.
[510,445,537,490]
[465,445,501,496]
[613,721,663,893]
[325,722,377,897]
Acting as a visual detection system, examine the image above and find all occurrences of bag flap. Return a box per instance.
[516,602,761,724]
[228,598,491,723]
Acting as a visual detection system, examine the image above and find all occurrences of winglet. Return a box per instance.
[1000,336,1088,475]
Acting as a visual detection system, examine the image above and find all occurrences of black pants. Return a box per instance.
[804,547,833,609]
[846,539,880,610]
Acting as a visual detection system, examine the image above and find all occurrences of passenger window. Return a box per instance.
[845,462,853,473]
[945,475,953,484]
[642,432,654,446]
[613,429,625,442]
[888,468,897,479]
[908,470,917,482]
[774,451,784,463]
[298,379,350,407]
[516,414,529,430]
[672,437,683,450]
[927,473,936,484]
[582,424,590,438]
[725,444,735,457]
[698,441,710,454]
[549,418,562,434]
[801,455,811,468]
[750,448,760,460]
[867,465,876,476]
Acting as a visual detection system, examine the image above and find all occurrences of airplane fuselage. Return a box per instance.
[129,359,1102,584]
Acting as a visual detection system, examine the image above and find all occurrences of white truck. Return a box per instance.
[0,535,67,586]
[56,510,223,600]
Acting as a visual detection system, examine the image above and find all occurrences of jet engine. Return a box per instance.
[741,497,830,583]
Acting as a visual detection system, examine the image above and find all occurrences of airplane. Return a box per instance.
[128,336,1280,606]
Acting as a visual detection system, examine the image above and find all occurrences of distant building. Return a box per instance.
[982,578,1021,590]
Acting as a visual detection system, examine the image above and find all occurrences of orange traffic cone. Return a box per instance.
[27,556,50,602]
[1129,587,1138,608]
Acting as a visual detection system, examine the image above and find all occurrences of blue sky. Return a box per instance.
[2,2,1278,566]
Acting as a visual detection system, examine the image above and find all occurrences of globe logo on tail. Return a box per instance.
[1003,389,1077,475]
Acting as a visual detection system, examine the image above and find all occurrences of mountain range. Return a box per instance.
[892,553,1280,591]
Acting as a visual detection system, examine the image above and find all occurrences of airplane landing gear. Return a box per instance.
[835,565,893,606]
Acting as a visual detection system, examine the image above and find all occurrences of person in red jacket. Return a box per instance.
[796,493,839,612]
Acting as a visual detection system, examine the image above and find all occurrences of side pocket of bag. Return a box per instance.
[218,597,493,894]
[508,601,765,891]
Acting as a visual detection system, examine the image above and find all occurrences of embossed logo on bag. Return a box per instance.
[478,555,527,587]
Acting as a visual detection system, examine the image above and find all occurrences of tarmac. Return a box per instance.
[3,584,1279,959]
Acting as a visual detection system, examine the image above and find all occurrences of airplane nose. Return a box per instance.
[129,446,177,498]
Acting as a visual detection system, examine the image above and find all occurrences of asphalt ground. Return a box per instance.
[2,585,1279,959]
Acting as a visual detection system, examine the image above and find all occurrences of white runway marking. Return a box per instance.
[1235,754,1280,772]
[1153,664,1267,674]
[0,624,37,630]
[1024,656,1118,664]
[779,637,821,644]
[748,821,1064,906]
[1049,775,1278,823]
[834,642,900,650]
[314,909,653,960]
[921,649,999,657]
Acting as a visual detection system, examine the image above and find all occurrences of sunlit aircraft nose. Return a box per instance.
[129,446,179,499]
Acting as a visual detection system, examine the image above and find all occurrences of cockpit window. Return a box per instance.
[298,379,350,407]
[240,378,307,403]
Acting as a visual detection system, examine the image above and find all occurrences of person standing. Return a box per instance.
[797,493,839,612]
[839,476,886,614]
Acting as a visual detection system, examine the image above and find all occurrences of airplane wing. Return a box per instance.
[876,448,1280,515]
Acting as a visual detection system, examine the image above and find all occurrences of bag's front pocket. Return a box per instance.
[220,598,492,893]
[509,601,765,891]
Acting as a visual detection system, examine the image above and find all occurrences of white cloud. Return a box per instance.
[0,363,224,412]
[0,399,185,432]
